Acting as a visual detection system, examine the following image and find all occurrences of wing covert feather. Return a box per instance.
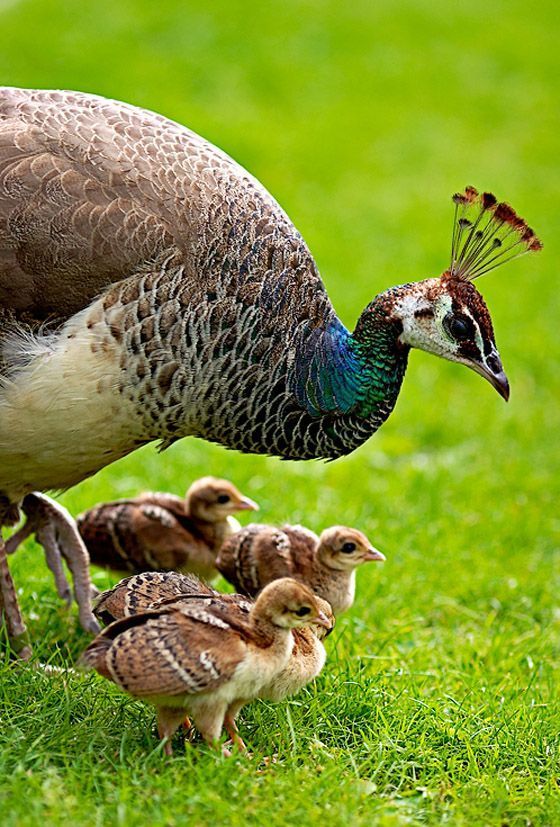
[104,609,246,697]
[0,87,324,324]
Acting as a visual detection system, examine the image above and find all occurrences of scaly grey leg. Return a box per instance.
[11,493,100,634]
[0,534,32,659]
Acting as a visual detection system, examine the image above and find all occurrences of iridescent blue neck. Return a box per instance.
[292,301,409,420]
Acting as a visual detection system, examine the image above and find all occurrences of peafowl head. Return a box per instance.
[317,526,386,571]
[354,188,542,401]
[186,477,259,522]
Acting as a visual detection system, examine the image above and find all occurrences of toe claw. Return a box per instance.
[81,614,101,635]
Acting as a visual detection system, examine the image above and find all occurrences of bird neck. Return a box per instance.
[349,287,411,418]
[293,289,410,420]
[314,557,355,590]
[250,614,294,652]
[194,516,236,553]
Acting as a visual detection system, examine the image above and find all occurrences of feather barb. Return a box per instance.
[449,187,542,281]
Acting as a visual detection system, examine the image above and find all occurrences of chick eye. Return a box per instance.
[216,494,231,504]
[445,314,473,341]
[341,542,357,554]
[295,606,311,617]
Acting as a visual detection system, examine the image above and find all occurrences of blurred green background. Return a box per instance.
[0,1,558,825]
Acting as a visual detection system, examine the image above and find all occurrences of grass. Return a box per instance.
[0,0,559,824]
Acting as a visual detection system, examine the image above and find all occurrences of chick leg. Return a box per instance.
[0,535,32,659]
[224,701,247,753]
[193,703,231,756]
[6,493,99,634]
[157,706,189,756]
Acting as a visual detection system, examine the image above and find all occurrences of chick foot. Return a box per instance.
[6,493,100,634]
[182,716,197,742]
[224,712,248,753]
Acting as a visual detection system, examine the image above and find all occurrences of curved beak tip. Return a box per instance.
[469,359,510,402]
[238,497,259,511]
[489,370,510,402]
[366,548,386,562]
[315,610,333,630]
[499,375,510,402]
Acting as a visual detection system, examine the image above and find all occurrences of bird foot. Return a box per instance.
[230,734,248,753]
[6,493,100,635]
[256,754,279,771]
[182,716,197,742]
[223,722,248,754]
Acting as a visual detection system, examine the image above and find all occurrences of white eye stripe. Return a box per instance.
[474,325,484,355]
[459,307,484,352]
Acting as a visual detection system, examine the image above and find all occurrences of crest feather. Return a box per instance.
[449,186,542,280]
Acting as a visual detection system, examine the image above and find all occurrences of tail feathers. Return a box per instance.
[78,636,113,678]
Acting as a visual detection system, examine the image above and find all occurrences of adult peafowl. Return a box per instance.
[0,88,541,655]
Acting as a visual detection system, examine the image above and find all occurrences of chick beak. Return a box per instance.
[469,351,510,401]
[236,496,259,511]
[364,547,386,562]
[315,610,333,630]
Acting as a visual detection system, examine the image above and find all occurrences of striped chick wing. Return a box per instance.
[79,498,207,573]
[93,571,216,624]
[150,590,253,621]
[121,501,209,571]
[216,524,295,596]
[279,524,320,580]
[81,604,247,698]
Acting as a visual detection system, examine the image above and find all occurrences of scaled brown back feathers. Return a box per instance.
[0,87,331,330]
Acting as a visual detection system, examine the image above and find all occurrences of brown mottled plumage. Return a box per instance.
[80,577,331,754]
[93,570,334,709]
[77,477,257,580]
[216,524,385,616]
[92,571,219,625]
[0,87,540,654]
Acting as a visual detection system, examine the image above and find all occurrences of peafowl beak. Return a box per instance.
[315,610,334,630]
[364,547,386,562]
[468,350,510,401]
[237,497,259,511]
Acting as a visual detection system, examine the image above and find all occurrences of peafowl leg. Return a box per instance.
[223,701,247,752]
[157,706,189,756]
[0,534,32,659]
[6,493,100,635]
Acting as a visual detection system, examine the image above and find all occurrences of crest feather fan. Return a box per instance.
[449,186,542,281]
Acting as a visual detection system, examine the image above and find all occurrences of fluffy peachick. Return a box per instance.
[0,88,541,654]
[80,577,331,754]
[93,570,334,713]
[77,477,257,580]
[217,524,385,616]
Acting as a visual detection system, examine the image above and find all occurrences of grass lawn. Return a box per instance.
[0,0,559,824]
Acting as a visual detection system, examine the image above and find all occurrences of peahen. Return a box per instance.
[0,88,541,655]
